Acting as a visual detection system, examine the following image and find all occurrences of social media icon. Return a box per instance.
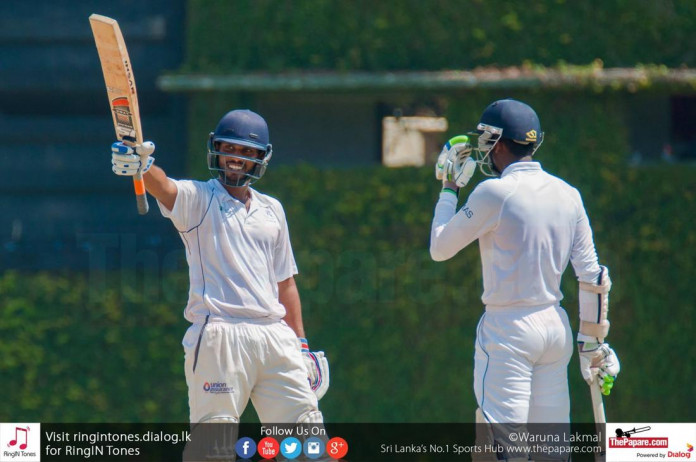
[303,437,325,459]
[280,437,302,459]
[327,437,349,459]
[257,437,280,460]
[235,437,256,459]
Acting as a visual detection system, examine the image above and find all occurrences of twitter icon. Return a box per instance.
[280,437,302,459]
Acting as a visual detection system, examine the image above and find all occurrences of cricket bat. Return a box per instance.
[590,376,607,461]
[89,14,148,215]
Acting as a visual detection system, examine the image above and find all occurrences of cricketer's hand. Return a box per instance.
[436,136,476,188]
[112,141,155,176]
[578,342,620,395]
[299,338,330,400]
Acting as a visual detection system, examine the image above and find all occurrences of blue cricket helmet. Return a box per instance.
[474,99,544,176]
[211,109,271,151]
[207,109,273,187]
[479,99,542,145]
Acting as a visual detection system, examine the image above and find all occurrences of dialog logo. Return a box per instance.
[234,437,256,459]
[280,437,302,459]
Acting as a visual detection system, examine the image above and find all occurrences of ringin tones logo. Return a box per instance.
[1,423,41,462]
[203,381,234,394]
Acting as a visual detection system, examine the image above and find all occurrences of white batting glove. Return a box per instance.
[435,135,477,188]
[111,141,155,176]
[299,338,330,400]
[452,154,477,188]
[578,342,620,395]
[435,151,450,181]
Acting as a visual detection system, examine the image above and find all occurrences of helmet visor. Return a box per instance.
[469,123,503,177]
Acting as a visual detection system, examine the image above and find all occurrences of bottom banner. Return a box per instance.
[0,422,614,461]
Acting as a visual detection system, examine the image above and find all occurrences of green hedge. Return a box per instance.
[185,0,696,72]
[0,271,190,422]
[2,110,694,423]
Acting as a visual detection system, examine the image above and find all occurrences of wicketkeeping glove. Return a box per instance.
[112,141,155,176]
[578,342,620,395]
[435,135,477,188]
[299,338,330,400]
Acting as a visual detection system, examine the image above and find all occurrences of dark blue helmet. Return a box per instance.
[207,109,273,187]
[474,99,544,176]
[479,99,542,145]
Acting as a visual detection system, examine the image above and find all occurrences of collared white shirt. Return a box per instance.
[431,161,601,308]
[158,179,298,322]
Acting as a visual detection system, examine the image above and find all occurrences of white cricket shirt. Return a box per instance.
[158,179,298,322]
[431,162,601,308]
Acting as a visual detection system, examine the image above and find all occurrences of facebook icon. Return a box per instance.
[235,437,256,459]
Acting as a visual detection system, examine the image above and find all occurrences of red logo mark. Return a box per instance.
[258,437,279,459]
[8,426,29,450]
[609,437,669,448]
[327,437,349,459]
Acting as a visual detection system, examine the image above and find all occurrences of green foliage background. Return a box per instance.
[185,0,696,72]
[2,91,694,423]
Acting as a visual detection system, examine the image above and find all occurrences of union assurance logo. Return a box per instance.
[1,423,41,462]
[202,381,234,394]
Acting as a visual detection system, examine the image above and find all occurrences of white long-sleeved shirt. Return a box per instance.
[430,161,601,308]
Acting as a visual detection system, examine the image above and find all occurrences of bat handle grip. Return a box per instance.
[133,173,149,215]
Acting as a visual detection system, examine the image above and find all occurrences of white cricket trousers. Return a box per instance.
[182,316,321,424]
[474,304,573,423]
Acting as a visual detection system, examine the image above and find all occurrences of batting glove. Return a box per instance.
[578,342,620,395]
[299,338,330,400]
[112,141,155,176]
[435,135,477,188]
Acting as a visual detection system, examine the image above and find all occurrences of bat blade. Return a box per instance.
[590,380,607,461]
[89,13,148,215]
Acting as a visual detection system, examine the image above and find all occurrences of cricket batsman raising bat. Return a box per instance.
[106,97,329,459]
[90,14,153,214]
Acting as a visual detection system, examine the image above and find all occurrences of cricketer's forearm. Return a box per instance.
[278,276,306,338]
[143,164,178,211]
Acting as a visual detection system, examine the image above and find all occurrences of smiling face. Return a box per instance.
[216,141,264,183]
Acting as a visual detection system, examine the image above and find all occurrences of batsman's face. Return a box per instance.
[217,142,263,179]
